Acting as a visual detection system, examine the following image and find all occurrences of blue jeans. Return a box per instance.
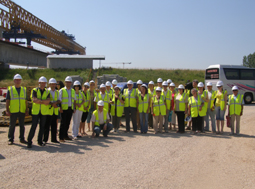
[205,109,216,132]
[139,113,148,133]
[94,123,113,137]
[215,106,225,121]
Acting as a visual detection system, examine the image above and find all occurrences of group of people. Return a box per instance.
[6,74,244,148]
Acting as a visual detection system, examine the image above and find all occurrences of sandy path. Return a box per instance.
[0,103,255,189]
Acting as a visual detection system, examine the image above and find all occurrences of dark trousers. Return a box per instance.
[8,112,25,142]
[94,123,113,136]
[124,107,137,132]
[27,113,47,145]
[148,110,153,128]
[43,114,58,142]
[59,107,73,140]
[192,115,203,131]
[176,111,185,132]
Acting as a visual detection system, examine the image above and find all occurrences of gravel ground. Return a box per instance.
[0,101,255,189]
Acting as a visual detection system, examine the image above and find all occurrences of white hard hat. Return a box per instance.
[89,80,95,83]
[206,82,213,86]
[49,78,57,84]
[100,84,106,88]
[167,79,172,84]
[13,74,22,80]
[112,79,118,85]
[216,81,223,87]
[148,81,154,85]
[38,76,47,83]
[170,83,175,87]
[156,87,162,91]
[162,81,168,86]
[127,80,133,85]
[73,80,81,86]
[141,84,148,89]
[157,78,163,83]
[178,84,185,89]
[105,81,111,86]
[137,80,143,85]
[84,82,90,87]
[65,76,72,82]
[114,86,121,90]
[197,82,204,88]
[232,86,239,90]
[97,100,104,106]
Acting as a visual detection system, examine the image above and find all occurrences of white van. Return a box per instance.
[205,64,255,104]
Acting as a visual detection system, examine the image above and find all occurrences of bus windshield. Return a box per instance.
[205,68,219,79]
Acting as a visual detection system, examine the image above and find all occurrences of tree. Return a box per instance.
[243,52,255,68]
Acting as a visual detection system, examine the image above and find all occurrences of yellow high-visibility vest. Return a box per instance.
[205,90,216,109]
[76,91,84,111]
[111,94,124,117]
[228,94,243,115]
[96,93,110,112]
[189,95,204,117]
[81,90,91,112]
[8,86,26,113]
[61,88,75,110]
[174,93,187,111]
[123,88,137,108]
[48,90,59,116]
[161,89,172,110]
[93,108,108,126]
[138,93,150,113]
[31,88,49,115]
[153,95,166,116]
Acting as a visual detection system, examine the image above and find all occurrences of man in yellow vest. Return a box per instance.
[59,76,76,142]
[43,78,61,143]
[106,81,114,99]
[205,82,216,133]
[27,76,50,148]
[157,78,163,88]
[94,84,110,113]
[91,100,113,137]
[148,81,156,129]
[228,86,244,135]
[86,80,97,132]
[123,80,138,132]
[162,81,172,133]
[6,74,28,145]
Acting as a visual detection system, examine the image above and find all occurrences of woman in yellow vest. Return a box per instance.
[72,81,85,140]
[174,84,188,133]
[151,87,166,134]
[188,88,205,134]
[169,82,177,130]
[136,80,143,130]
[137,84,151,134]
[110,86,124,132]
[228,86,244,135]
[215,81,227,134]
[86,80,97,132]
[79,82,91,136]
[162,81,172,133]
[148,81,156,129]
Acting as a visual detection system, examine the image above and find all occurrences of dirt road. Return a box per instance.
[0,103,255,189]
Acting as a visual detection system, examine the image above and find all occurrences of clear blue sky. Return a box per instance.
[3,0,255,69]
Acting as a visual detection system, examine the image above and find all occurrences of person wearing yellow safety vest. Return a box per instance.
[197,82,209,133]
[94,84,110,113]
[72,81,85,140]
[204,82,217,133]
[215,80,227,134]
[27,76,50,148]
[79,82,91,136]
[136,80,143,130]
[169,82,177,130]
[162,81,172,133]
[87,80,97,132]
[6,74,28,145]
[43,78,61,144]
[106,81,114,98]
[112,79,118,90]
[151,87,167,134]
[137,84,151,134]
[148,81,156,129]
[123,80,138,132]
[174,84,188,133]
[91,100,113,137]
[188,88,205,134]
[110,86,125,132]
[228,86,244,135]
[59,76,77,142]
[157,78,163,88]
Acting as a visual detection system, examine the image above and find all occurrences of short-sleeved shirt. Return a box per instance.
[91,111,110,125]
[6,87,21,100]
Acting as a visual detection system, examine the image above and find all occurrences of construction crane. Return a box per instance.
[0,0,85,54]
[99,61,132,69]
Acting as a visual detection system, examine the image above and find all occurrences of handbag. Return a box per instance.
[226,115,231,128]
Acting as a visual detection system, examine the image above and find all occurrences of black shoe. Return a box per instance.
[20,140,28,144]
[96,133,99,137]
[27,144,32,148]
[77,135,82,138]
[8,141,13,145]
[52,140,60,143]
[38,142,45,146]
[134,131,138,133]
[103,135,108,137]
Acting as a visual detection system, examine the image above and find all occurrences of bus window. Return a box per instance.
[223,69,239,80]
[205,68,219,79]
[240,69,255,80]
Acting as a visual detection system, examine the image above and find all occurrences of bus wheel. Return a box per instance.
[244,93,253,104]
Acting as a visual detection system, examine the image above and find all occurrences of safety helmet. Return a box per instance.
[100,84,106,88]
[167,79,172,84]
[178,84,185,89]
[112,79,118,85]
[105,81,111,86]
[216,81,223,87]
[206,82,213,86]
[170,83,175,87]
[49,78,57,84]
[148,81,154,85]
[137,80,143,85]
[127,80,133,85]
[162,81,168,86]
[197,82,204,88]
[13,74,22,80]
[156,87,162,91]
[97,100,104,106]
[141,84,148,89]
[65,76,72,82]
[232,86,239,91]
[73,80,81,86]
[114,86,121,90]
[89,80,95,83]
[38,76,47,83]
[84,82,90,87]
[157,78,163,83]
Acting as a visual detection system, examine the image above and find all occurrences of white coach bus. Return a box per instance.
[205,64,255,104]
